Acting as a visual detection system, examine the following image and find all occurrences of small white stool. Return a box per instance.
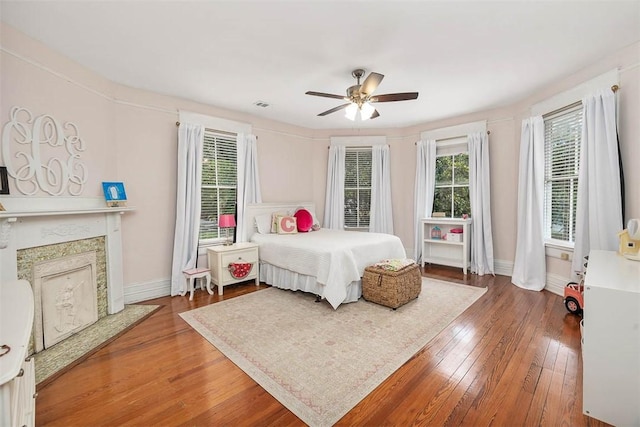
[182,267,213,300]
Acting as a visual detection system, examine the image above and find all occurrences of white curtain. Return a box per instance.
[572,91,622,276]
[369,144,394,234]
[413,139,436,262]
[323,145,346,229]
[170,123,204,296]
[468,132,494,275]
[236,133,262,242]
[512,117,546,291]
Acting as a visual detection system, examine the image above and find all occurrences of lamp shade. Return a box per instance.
[360,102,375,120]
[345,103,358,121]
[218,214,236,228]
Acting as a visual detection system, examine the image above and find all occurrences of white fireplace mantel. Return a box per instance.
[0,206,134,219]
[0,196,133,219]
[0,197,133,315]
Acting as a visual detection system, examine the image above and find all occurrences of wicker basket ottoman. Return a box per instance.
[362,263,422,309]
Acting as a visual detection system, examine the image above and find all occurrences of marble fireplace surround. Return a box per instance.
[0,197,133,317]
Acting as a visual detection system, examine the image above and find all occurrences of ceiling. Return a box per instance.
[1,1,639,130]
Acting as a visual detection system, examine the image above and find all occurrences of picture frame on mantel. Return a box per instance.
[0,167,9,195]
[102,181,127,207]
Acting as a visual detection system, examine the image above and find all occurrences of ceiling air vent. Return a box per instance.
[253,101,270,108]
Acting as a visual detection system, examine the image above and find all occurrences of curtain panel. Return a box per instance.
[413,139,436,262]
[468,132,494,275]
[369,144,394,234]
[236,133,262,242]
[323,145,346,229]
[572,91,622,277]
[170,123,204,296]
[512,117,546,291]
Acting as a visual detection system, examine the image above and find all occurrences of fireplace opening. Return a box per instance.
[33,251,98,352]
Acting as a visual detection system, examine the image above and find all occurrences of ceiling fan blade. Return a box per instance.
[360,72,384,96]
[306,91,346,100]
[318,103,351,116]
[370,109,380,119]
[371,92,419,102]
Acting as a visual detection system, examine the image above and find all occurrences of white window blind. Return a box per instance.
[344,148,372,228]
[200,130,237,241]
[543,104,582,243]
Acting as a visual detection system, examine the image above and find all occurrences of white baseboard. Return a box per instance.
[492,259,568,296]
[121,259,570,303]
[124,278,171,304]
[544,273,570,296]
[494,259,513,277]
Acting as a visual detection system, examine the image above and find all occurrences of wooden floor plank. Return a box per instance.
[35,268,608,426]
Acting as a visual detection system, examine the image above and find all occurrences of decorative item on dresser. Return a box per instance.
[421,217,472,274]
[218,214,236,246]
[207,242,259,295]
[0,280,36,427]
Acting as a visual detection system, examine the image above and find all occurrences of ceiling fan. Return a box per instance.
[305,69,419,121]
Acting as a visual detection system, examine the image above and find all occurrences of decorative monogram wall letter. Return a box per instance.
[1,106,87,195]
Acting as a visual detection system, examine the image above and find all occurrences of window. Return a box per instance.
[543,103,582,244]
[200,130,237,242]
[344,148,372,228]
[433,150,470,218]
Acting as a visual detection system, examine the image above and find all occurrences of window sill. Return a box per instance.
[344,227,368,232]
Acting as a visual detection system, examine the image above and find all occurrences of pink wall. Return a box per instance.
[2,21,638,298]
[1,25,116,198]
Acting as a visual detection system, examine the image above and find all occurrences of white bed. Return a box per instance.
[243,202,407,309]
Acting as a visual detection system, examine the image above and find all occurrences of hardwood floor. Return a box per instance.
[35,266,608,426]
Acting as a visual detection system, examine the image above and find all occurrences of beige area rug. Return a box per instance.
[35,304,161,387]
[180,278,487,427]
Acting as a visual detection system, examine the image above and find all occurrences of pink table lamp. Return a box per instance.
[218,214,236,245]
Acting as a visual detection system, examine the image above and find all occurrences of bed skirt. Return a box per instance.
[259,262,362,305]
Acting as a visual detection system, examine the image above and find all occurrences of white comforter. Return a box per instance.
[251,229,406,308]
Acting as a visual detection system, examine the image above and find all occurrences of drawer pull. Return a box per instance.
[0,344,9,357]
[17,368,24,377]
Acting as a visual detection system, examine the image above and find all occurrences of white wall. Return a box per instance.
[2,21,638,299]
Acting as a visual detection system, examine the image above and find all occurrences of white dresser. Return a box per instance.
[582,250,640,426]
[207,242,260,295]
[0,280,36,427]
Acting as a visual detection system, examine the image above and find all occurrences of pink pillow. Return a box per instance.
[294,209,313,232]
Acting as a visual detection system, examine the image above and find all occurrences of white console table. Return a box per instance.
[0,280,36,427]
[421,218,472,274]
[582,250,640,426]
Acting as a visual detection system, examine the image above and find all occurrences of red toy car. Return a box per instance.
[564,281,584,314]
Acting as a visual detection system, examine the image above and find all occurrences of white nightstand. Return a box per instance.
[207,242,259,295]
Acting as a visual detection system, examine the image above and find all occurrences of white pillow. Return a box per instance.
[270,211,289,233]
[255,214,272,234]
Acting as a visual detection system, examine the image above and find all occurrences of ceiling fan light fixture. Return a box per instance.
[307,69,418,120]
[345,103,358,121]
[360,102,375,121]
